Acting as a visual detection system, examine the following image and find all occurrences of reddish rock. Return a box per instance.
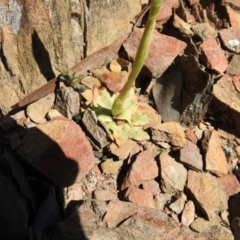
[156,0,180,26]
[52,199,207,240]
[213,74,240,131]
[141,180,161,195]
[185,128,198,144]
[186,0,199,5]
[121,149,158,190]
[125,187,156,208]
[219,26,240,53]
[186,170,228,220]
[109,139,141,160]
[93,190,118,201]
[181,200,195,227]
[99,71,128,93]
[123,28,186,76]
[152,121,186,147]
[222,0,240,9]
[199,38,228,74]
[225,5,240,27]
[202,130,229,176]
[104,200,138,228]
[217,174,240,196]
[17,117,95,187]
[159,152,187,193]
[179,140,203,171]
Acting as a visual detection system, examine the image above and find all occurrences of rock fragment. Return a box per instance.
[219,26,240,53]
[217,174,240,196]
[202,130,228,176]
[54,82,80,119]
[181,200,195,227]
[26,93,55,123]
[179,140,203,171]
[159,152,187,193]
[213,73,240,131]
[17,117,95,187]
[121,149,158,190]
[199,38,228,74]
[123,28,186,76]
[186,170,228,220]
[124,187,156,208]
[152,121,186,147]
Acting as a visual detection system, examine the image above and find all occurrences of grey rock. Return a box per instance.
[54,82,80,119]
[82,109,109,148]
[153,63,182,122]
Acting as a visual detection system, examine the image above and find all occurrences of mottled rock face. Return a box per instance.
[17,117,95,187]
[0,0,141,114]
[186,171,228,220]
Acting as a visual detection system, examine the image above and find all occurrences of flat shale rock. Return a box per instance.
[186,170,228,220]
[225,5,240,27]
[217,174,240,197]
[199,38,228,74]
[153,63,182,122]
[54,82,80,119]
[17,117,95,187]
[152,121,186,147]
[124,187,156,208]
[223,0,240,9]
[121,149,158,190]
[26,92,55,123]
[202,130,229,176]
[227,53,240,74]
[51,200,206,240]
[219,26,240,53]
[123,28,186,76]
[82,109,109,148]
[213,73,240,131]
[178,140,203,171]
[181,200,195,227]
[158,152,187,193]
[201,224,234,240]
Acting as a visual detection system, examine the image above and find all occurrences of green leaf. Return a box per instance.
[92,88,116,109]
[93,107,113,122]
[106,121,130,146]
[68,70,75,79]
[129,126,150,141]
[59,75,69,81]
[131,103,159,127]
[74,73,86,79]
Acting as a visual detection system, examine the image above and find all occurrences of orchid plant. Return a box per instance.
[81,0,162,146]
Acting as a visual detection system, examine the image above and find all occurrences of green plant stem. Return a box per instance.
[112,0,162,117]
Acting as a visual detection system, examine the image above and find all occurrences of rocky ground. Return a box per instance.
[1,0,240,239]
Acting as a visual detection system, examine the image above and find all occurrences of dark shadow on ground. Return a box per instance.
[0,115,88,240]
[32,30,56,81]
